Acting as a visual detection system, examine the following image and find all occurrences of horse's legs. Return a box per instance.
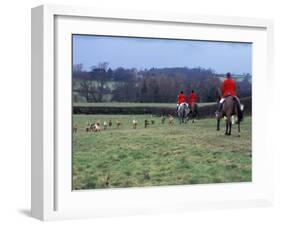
[178,112,181,124]
[238,122,241,137]
[228,119,232,135]
[225,119,228,135]
[225,116,232,135]
[179,115,183,124]
[217,118,220,131]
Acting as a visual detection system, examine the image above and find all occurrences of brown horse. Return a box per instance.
[188,102,199,123]
[216,95,243,136]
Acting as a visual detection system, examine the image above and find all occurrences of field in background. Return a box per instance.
[73,102,215,108]
[72,115,252,190]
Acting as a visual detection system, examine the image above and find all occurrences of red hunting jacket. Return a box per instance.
[221,78,237,97]
[177,93,186,104]
[188,93,198,105]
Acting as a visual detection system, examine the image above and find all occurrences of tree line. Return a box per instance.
[73,63,252,103]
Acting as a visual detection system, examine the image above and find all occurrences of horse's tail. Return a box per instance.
[183,106,186,119]
[234,98,243,123]
[238,108,243,123]
[184,104,188,117]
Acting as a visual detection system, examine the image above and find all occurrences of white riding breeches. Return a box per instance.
[219,98,225,104]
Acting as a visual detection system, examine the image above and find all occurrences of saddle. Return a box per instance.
[179,102,188,108]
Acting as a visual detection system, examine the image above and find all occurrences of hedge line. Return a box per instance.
[73,97,251,118]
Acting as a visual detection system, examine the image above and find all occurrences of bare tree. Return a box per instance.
[90,62,109,102]
[73,63,83,72]
[79,80,91,102]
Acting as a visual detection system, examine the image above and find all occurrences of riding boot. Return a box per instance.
[233,96,243,111]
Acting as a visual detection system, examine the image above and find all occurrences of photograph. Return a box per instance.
[71,34,252,190]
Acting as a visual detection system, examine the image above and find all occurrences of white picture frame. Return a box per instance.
[31,4,274,221]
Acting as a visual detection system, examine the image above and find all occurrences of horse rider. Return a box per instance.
[188,90,198,107]
[218,72,243,112]
[176,91,187,112]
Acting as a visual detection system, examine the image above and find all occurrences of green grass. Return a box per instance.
[72,115,252,190]
[73,102,215,108]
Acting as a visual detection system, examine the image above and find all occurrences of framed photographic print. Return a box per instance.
[31,4,274,221]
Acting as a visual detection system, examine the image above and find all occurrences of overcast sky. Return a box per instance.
[73,34,252,74]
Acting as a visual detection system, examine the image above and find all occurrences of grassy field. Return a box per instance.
[72,115,252,190]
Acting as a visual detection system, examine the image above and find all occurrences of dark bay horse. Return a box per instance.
[188,102,199,123]
[216,95,243,136]
[178,103,189,124]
